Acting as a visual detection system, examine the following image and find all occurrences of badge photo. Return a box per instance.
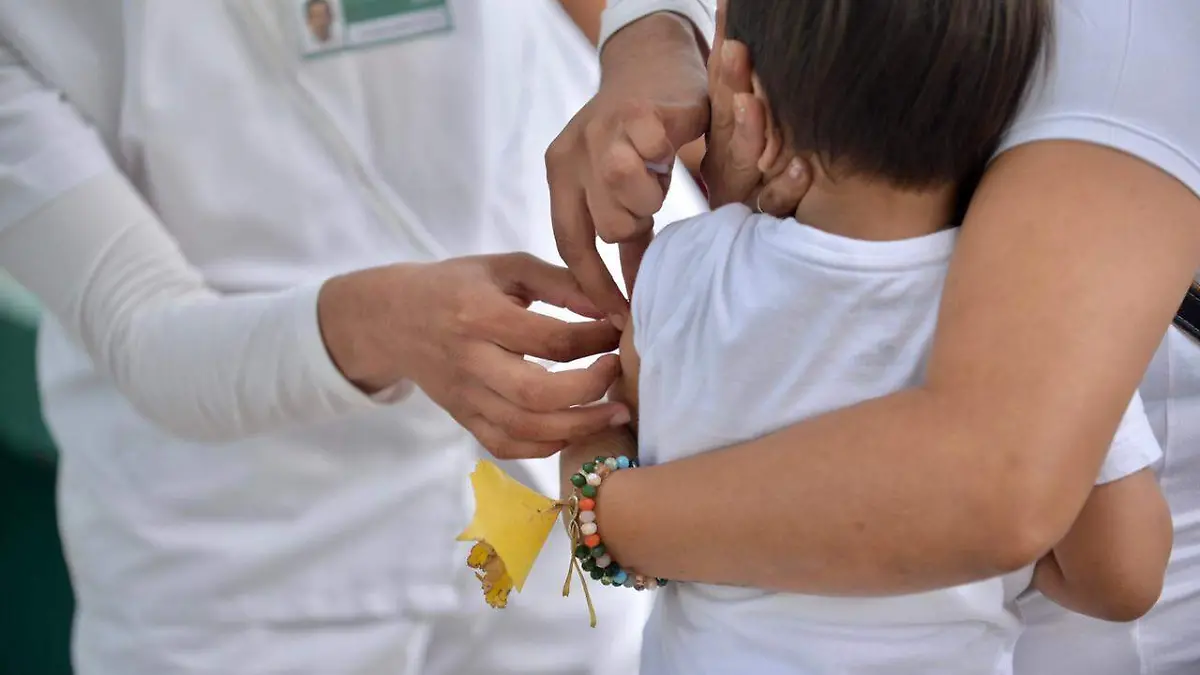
[299,0,344,54]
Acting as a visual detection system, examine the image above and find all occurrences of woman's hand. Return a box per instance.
[318,253,630,460]
[701,39,810,213]
[547,11,809,316]
[547,13,710,315]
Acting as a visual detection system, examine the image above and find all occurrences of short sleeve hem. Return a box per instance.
[997,114,1200,201]
[599,0,715,52]
[1095,393,1163,485]
[630,223,672,358]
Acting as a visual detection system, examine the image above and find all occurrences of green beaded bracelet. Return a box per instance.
[568,454,668,591]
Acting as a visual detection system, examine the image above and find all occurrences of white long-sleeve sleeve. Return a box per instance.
[598,0,715,49]
[0,47,379,443]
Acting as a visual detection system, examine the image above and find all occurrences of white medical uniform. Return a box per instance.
[604,1,1200,673]
[0,1,710,672]
[630,205,1161,675]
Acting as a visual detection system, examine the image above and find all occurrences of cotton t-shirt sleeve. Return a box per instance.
[630,204,744,358]
[997,0,1200,200]
[0,45,384,442]
[1096,391,1162,485]
[599,0,715,50]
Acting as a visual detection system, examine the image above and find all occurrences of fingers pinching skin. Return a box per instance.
[463,416,566,460]
[472,347,622,413]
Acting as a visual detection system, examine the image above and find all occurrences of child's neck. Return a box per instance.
[791,174,957,241]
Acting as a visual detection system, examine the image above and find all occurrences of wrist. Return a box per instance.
[587,460,649,575]
[599,12,708,89]
[317,265,421,394]
[566,451,666,590]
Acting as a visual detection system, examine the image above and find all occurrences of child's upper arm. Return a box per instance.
[616,323,640,424]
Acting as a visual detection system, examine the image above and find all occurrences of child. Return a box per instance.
[563,1,1173,673]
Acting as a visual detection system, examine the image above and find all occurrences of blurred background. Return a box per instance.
[0,270,73,675]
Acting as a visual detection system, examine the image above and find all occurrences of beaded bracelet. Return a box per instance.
[567,454,668,591]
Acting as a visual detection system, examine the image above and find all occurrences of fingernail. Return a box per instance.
[644,160,672,175]
[734,94,747,126]
[721,41,735,70]
[788,158,805,180]
[609,314,627,332]
[610,409,631,426]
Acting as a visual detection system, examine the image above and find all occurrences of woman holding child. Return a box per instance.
[548,0,1200,673]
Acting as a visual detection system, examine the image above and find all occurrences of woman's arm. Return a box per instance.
[0,45,626,451]
[1032,468,1171,621]
[593,139,1200,594]
[0,172,379,442]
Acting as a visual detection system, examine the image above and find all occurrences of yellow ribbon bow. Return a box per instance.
[457,460,597,626]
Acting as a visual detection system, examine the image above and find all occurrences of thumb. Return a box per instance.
[659,98,711,155]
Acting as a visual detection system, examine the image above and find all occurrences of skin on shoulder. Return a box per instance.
[616,320,640,425]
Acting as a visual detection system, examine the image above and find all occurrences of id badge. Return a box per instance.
[297,0,453,56]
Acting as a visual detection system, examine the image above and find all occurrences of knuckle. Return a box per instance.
[513,375,551,410]
[490,440,517,460]
[453,303,485,335]
[597,220,636,244]
[504,251,538,269]
[571,412,610,438]
[498,410,541,441]
[555,232,590,266]
[545,136,573,172]
[598,148,643,188]
[615,99,655,126]
[544,330,580,362]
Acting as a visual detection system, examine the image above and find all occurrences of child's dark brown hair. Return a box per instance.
[726,0,1051,193]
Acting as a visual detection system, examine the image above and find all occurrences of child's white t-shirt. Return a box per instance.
[631,203,1164,675]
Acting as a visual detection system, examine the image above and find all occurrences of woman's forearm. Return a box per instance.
[598,387,1059,594]
[0,172,378,442]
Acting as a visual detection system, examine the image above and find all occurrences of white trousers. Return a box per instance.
[73,532,648,675]
[71,456,650,675]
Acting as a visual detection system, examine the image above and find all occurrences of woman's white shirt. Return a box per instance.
[603,1,1200,673]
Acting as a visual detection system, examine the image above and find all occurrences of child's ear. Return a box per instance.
[751,74,785,175]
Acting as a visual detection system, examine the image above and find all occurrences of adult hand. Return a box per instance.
[318,253,628,459]
[547,12,810,317]
[701,38,812,213]
[547,12,710,317]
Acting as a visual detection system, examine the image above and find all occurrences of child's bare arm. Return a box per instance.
[559,323,641,499]
[615,322,640,430]
[1032,468,1171,621]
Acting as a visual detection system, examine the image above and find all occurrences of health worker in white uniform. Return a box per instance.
[547,1,1200,674]
[0,1,707,672]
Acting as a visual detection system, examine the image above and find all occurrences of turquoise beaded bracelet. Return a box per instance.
[568,454,668,591]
